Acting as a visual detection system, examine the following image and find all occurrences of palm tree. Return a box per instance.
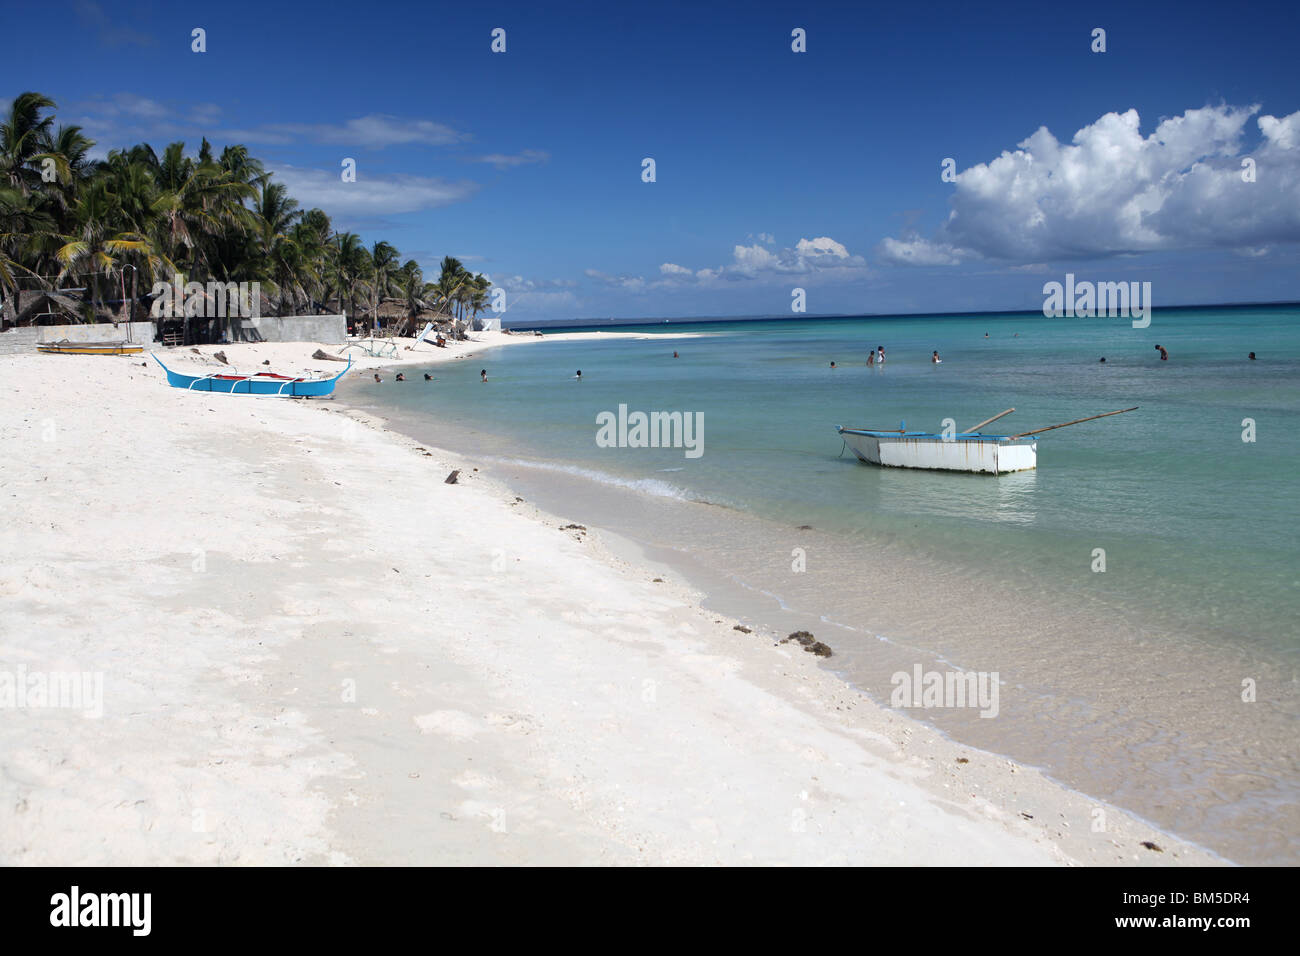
[332,231,368,324]
[434,255,469,322]
[0,92,58,195]
[292,209,331,312]
[252,179,301,315]
[54,179,124,320]
[2,93,480,340]
[397,259,425,321]
[468,273,491,327]
[367,240,399,328]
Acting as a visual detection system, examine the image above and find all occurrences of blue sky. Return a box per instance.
[5,0,1299,322]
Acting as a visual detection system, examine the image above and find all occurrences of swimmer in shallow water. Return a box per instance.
[1154,344,1168,361]
[395,373,405,382]
[830,361,837,368]
[867,351,874,366]
[931,350,942,364]
[576,370,582,380]
[373,373,381,383]
[424,372,433,380]
[480,369,488,382]
[1249,352,1256,360]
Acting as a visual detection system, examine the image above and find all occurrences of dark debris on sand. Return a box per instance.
[782,630,833,657]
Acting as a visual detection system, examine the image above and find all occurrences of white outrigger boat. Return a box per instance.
[836,406,1137,475]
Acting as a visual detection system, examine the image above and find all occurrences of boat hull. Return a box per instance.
[152,354,350,397]
[838,427,1036,474]
[37,343,143,355]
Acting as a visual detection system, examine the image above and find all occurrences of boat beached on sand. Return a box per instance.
[37,341,143,355]
[836,407,1137,475]
[151,353,351,397]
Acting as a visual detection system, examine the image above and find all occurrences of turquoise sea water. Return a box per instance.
[346,305,1300,863]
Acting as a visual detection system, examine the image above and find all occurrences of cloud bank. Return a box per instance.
[880,104,1300,265]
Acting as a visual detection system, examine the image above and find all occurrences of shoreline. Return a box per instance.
[339,323,1297,867]
[0,339,1224,865]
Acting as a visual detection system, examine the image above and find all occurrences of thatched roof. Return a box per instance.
[11,290,91,325]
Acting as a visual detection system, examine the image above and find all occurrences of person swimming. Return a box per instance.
[867,351,874,366]
[1249,352,1257,360]
[576,370,582,380]
[1154,344,1168,361]
[931,350,941,364]
[395,373,405,382]
[984,332,989,338]
[672,351,679,358]
[480,369,488,382]
[1099,357,1106,363]
[424,372,433,380]
[876,346,886,365]
[830,361,837,369]
[373,373,381,383]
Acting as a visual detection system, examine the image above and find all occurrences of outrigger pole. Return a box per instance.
[1008,406,1139,440]
[963,408,1015,433]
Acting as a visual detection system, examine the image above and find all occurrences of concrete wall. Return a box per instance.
[0,314,347,351]
[0,322,153,354]
[0,328,39,355]
[36,321,156,344]
[243,314,346,344]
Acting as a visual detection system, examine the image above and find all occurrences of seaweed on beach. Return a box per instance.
[782,631,833,657]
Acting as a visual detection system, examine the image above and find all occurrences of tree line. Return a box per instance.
[0,92,492,333]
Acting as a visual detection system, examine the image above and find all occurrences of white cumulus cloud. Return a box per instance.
[879,104,1300,265]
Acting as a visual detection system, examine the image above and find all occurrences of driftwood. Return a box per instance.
[213,351,229,365]
[312,349,348,362]
[444,470,460,485]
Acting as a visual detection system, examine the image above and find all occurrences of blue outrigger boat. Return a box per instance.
[152,353,351,397]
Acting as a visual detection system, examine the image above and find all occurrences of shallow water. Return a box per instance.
[346,307,1300,863]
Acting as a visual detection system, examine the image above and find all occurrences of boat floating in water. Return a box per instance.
[38,341,143,355]
[152,353,351,397]
[836,406,1136,475]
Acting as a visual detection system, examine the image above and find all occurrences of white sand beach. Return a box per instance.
[0,336,1222,865]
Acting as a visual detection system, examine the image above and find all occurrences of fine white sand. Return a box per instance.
[0,338,1221,865]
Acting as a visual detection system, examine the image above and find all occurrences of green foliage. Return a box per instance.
[0,91,490,328]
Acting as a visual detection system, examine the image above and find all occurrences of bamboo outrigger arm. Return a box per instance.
[963,408,1015,433]
[1008,406,1139,440]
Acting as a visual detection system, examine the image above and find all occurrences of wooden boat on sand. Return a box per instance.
[837,407,1137,475]
[38,341,143,355]
[152,353,351,397]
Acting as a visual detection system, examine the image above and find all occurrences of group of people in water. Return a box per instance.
[371,338,1262,384]
[832,345,945,368]
[373,372,435,382]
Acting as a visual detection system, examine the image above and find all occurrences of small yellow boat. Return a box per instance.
[37,341,144,355]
